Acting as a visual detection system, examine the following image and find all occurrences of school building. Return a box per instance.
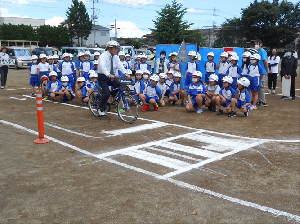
[85,25,110,47]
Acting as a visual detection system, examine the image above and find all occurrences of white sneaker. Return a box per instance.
[1,86,4,89]
[268,89,271,94]
[197,108,203,114]
[252,105,257,110]
[98,109,106,116]
[272,89,275,94]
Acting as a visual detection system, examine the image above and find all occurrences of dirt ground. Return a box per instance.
[0,67,299,223]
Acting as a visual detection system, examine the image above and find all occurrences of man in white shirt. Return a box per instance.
[98,41,129,116]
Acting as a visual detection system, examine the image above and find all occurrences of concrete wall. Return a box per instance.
[86,29,110,47]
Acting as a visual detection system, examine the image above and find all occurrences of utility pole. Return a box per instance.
[92,0,99,47]
[115,19,117,41]
[212,7,219,47]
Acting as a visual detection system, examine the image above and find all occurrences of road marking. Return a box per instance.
[123,149,192,169]
[5,88,30,91]
[101,122,168,136]
[1,119,300,222]
[10,96,27,101]
[160,142,220,158]
[149,147,202,162]
[21,94,300,143]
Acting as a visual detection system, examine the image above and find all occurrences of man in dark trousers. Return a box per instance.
[98,41,129,116]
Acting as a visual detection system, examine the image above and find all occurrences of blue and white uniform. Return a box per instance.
[226,64,242,89]
[136,62,151,72]
[187,82,207,106]
[48,63,57,72]
[131,80,145,102]
[71,60,77,82]
[185,61,200,87]
[58,61,75,87]
[169,82,181,99]
[47,79,62,96]
[80,60,94,81]
[219,86,236,107]
[241,63,249,79]
[143,84,162,103]
[217,61,230,87]
[207,84,221,95]
[76,60,83,77]
[29,63,39,86]
[61,82,75,101]
[168,61,181,74]
[157,82,167,96]
[38,62,50,82]
[54,62,62,80]
[204,61,216,83]
[79,84,90,100]
[118,60,130,77]
[247,63,263,91]
[236,89,251,110]
[165,77,174,96]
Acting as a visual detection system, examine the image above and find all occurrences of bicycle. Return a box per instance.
[88,80,140,124]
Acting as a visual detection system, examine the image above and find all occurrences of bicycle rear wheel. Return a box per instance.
[117,95,139,124]
[88,90,102,116]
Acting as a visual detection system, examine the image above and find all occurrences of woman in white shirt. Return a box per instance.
[0,46,9,89]
[267,48,280,94]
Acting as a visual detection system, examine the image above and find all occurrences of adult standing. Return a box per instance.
[255,39,268,107]
[98,41,128,116]
[150,48,156,74]
[0,46,9,89]
[267,48,280,94]
[280,48,298,101]
[156,50,168,75]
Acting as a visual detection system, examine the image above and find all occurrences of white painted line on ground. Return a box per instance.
[149,147,201,162]
[161,141,265,179]
[160,142,220,158]
[101,122,168,136]
[45,122,102,138]
[167,178,300,223]
[123,149,191,169]
[1,119,300,222]
[21,94,300,143]
[5,88,30,91]
[10,96,27,101]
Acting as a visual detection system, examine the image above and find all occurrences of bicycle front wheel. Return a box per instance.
[117,95,139,124]
[88,90,102,116]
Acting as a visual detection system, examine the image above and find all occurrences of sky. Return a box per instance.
[0,0,299,38]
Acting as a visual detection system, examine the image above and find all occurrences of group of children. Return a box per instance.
[29,51,100,103]
[28,49,264,117]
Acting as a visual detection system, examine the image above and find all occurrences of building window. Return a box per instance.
[101,32,106,36]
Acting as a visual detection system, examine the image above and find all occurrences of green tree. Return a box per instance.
[36,25,56,46]
[118,37,148,49]
[150,0,193,44]
[55,25,71,47]
[65,0,93,46]
[184,29,205,46]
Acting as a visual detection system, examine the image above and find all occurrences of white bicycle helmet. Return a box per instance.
[171,52,178,56]
[242,51,251,58]
[220,52,228,58]
[78,52,84,57]
[192,70,202,78]
[89,70,98,78]
[126,69,132,75]
[106,41,120,48]
[60,76,69,82]
[251,53,261,61]
[62,53,69,58]
[150,75,159,82]
[118,51,125,56]
[49,71,57,77]
[207,52,214,57]
[40,75,48,81]
[209,73,219,82]
[94,51,100,56]
[39,53,47,59]
[174,72,182,78]
[237,77,250,87]
[141,54,147,59]
[84,51,91,56]
[77,77,86,82]
[125,54,130,57]
[31,55,38,60]
[135,70,143,74]
[159,73,167,79]
[143,70,150,74]
[53,54,59,59]
[167,70,174,74]
[188,51,197,57]
[222,76,233,84]
[230,55,239,61]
